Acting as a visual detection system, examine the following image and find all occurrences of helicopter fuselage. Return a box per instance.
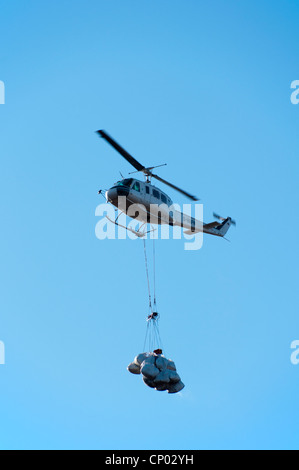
[105,177,206,232]
[98,130,234,239]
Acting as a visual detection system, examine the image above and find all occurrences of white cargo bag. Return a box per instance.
[154,370,171,384]
[155,355,169,371]
[155,382,168,391]
[166,360,176,371]
[167,380,185,394]
[128,351,184,394]
[127,362,141,375]
[141,361,159,380]
[134,352,150,366]
[143,376,156,388]
[168,370,180,383]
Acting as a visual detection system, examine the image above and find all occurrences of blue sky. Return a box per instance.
[0,0,299,450]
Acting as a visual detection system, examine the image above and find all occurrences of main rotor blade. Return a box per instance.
[97,130,198,200]
[97,130,145,172]
[151,174,199,201]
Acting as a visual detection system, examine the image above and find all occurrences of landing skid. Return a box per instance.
[106,213,156,238]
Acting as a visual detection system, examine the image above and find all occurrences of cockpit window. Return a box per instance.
[132,181,140,192]
[116,178,133,188]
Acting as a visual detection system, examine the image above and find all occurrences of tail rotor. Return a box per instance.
[213,212,236,227]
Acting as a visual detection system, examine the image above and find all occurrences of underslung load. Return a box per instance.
[127,350,185,394]
[126,238,184,393]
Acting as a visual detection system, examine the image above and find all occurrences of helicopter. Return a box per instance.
[97,130,235,238]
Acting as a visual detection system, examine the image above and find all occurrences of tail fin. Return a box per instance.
[216,217,232,237]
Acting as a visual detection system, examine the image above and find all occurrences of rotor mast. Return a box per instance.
[129,164,167,184]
